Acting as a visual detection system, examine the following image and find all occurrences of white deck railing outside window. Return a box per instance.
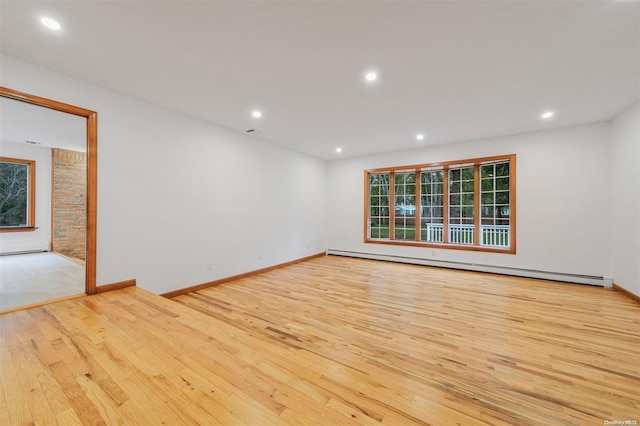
[424,224,510,248]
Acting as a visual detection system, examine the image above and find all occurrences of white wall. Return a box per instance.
[327,123,612,278]
[1,54,327,294]
[0,141,52,253]
[610,101,640,297]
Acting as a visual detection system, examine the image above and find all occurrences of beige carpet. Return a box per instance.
[0,252,85,310]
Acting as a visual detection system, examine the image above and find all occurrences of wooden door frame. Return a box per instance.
[0,86,98,295]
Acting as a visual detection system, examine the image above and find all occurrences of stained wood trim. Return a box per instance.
[365,154,515,173]
[86,112,98,295]
[161,252,326,299]
[443,166,449,243]
[415,168,421,241]
[363,171,369,242]
[0,86,98,295]
[364,239,514,253]
[613,283,640,304]
[0,87,96,117]
[95,279,137,294]
[509,154,517,253]
[0,157,36,232]
[389,172,395,239]
[473,164,480,246]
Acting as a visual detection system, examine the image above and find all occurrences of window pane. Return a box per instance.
[496,191,509,204]
[420,170,445,241]
[394,172,416,241]
[496,162,509,177]
[369,173,390,239]
[461,180,474,192]
[496,177,509,190]
[481,164,494,179]
[481,192,494,204]
[461,167,474,180]
[481,179,494,191]
[496,206,510,218]
[0,161,29,227]
[479,163,511,248]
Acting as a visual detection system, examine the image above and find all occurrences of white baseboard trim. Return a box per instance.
[326,249,611,287]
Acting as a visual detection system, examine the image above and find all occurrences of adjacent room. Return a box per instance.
[0,98,87,309]
[0,1,638,424]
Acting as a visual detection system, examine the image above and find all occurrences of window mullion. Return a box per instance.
[443,166,449,243]
[415,169,421,241]
[389,172,395,240]
[474,164,480,246]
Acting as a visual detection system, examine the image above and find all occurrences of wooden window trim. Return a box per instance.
[415,168,421,242]
[364,154,516,254]
[0,157,36,232]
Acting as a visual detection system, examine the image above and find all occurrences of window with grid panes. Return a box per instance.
[0,157,36,231]
[480,161,511,247]
[368,172,390,239]
[420,169,444,242]
[448,166,475,245]
[394,171,416,241]
[364,155,515,253]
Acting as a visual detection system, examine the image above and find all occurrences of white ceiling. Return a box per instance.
[1,1,638,160]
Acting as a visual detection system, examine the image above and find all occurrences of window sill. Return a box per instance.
[365,238,516,254]
[0,226,37,233]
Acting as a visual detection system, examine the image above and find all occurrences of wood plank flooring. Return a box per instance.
[1,255,638,425]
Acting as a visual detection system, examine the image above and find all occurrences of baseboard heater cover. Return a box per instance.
[0,241,50,256]
[326,249,612,287]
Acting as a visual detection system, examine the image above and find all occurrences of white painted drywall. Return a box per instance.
[1,54,327,294]
[610,101,640,297]
[327,123,612,278]
[0,141,52,253]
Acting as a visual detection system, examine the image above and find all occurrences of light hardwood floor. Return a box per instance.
[1,255,638,425]
[0,252,85,311]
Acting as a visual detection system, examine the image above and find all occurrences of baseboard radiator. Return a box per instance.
[0,241,50,256]
[326,249,613,288]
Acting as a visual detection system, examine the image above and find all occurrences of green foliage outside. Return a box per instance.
[0,162,28,227]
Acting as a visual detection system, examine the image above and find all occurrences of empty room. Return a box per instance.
[0,1,638,425]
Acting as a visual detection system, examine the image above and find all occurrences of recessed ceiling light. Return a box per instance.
[41,17,61,30]
[416,134,425,141]
[252,111,262,118]
[365,72,378,82]
[336,147,342,153]
[541,111,554,119]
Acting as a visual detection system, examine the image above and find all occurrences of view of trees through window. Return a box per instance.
[0,158,32,228]
[366,155,515,253]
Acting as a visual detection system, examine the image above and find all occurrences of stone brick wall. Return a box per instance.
[52,149,86,261]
